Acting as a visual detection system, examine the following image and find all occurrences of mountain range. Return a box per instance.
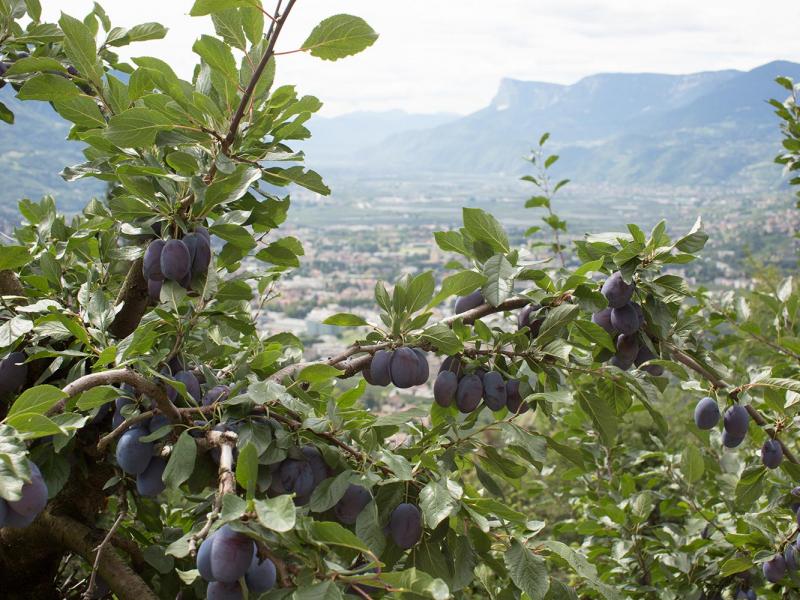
[303,60,800,187]
[0,60,797,217]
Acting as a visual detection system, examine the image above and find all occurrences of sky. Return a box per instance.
[44,0,800,116]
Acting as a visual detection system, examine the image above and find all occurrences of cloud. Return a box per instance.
[45,0,800,116]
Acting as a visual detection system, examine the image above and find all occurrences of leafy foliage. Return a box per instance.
[0,2,798,600]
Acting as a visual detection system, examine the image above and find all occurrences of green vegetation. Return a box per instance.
[0,2,799,600]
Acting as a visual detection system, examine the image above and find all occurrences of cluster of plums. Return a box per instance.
[0,460,48,528]
[265,446,423,548]
[143,227,211,301]
[197,525,277,599]
[0,351,27,400]
[434,357,528,415]
[592,272,663,375]
[114,400,169,497]
[762,542,800,584]
[363,347,429,389]
[692,397,781,465]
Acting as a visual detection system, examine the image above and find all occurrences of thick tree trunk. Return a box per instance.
[108,259,150,339]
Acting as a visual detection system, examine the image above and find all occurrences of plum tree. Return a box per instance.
[482,371,507,411]
[245,555,277,593]
[694,397,720,430]
[456,374,483,413]
[454,290,485,314]
[433,371,458,407]
[136,457,167,497]
[389,347,419,388]
[761,439,783,469]
[208,525,255,583]
[160,239,191,282]
[610,302,640,335]
[0,4,798,599]
[724,405,750,438]
[334,484,371,525]
[763,554,787,583]
[389,503,422,549]
[601,271,635,308]
[115,427,154,475]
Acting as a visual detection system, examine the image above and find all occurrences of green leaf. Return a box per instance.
[193,34,237,82]
[675,216,708,253]
[355,499,385,555]
[297,364,342,384]
[104,108,172,147]
[203,166,261,213]
[505,539,549,600]
[309,470,355,513]
[720,556,753,577]
[536,304,579,345]
[105,22,168,46]
[58,12,101,84]
[540,541,622,600]
[262,166,331,195]
[430,270,486,307]
[163,431,197,490]
[420,323,463,355]
[301,14,379,61]
[419,479,459,529]
[0,425,31,501]
[310,521,372,554]
[577,390,617,447]
[374,569,449,599]
[17,73,80,101]
[463,208,509,253]
[322,313,368,327]
[0,246,33,270]
[482,254,514,306]
[5,413,64,438]
[293,582,344,600]
[735,466,766,510]
[7,385,67,418]
[235,442,258,500]
[75,386,119,410]
[189,0,253,16]
[405,271,435,314]
[255,495,296,532]
[53,95,105,128]
[434,231,470,256]
[680,444,704,483]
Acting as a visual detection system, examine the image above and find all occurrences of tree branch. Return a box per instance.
[48,368,181,424]
[270,297,531,382]
[108,258,150,340]
[200,0,297,187]
[668,344,800,464]
[40,512,158,600]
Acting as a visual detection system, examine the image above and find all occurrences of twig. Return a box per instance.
[199,0,297,189]
[96,410,155,453]
[188,430,238,556]
[83,511,126,600]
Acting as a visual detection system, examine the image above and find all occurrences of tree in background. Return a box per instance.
[0,2,798,599]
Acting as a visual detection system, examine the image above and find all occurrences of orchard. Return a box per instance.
[0,1,799,599]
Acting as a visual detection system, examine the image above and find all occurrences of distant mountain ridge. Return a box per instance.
[305,60,800,186]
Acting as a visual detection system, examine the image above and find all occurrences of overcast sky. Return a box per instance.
[45,1,800,116]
